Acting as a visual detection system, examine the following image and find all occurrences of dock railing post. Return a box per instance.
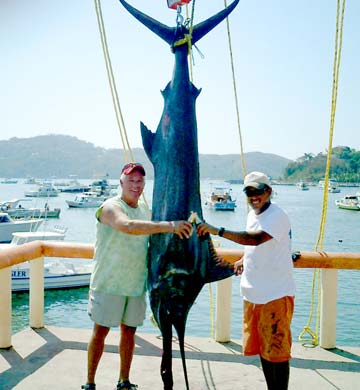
[0,267,12,348]
[215,277,232,342]
[320,269,337,349]
[29,257,44,329]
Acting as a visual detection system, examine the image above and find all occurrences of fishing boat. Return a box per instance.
[0,198,61,219]
[318,178,341,193]
[0,212,43,243]
[55,175,90,193]
[0,178,18,184]
[66,175,117,208]
[335,195,360,211]
[205,187,237,211]
[10,228,92,292]
[24,181,60,197]
[296,181,310,191]
[11,260,92,292]
[66,191,109,208]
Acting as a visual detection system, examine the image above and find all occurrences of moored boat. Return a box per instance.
[335,195,360,211]
[24,181,59,197]
[55,175,90,193]
[0,212,43,243]
[296,181,310,191]
[66,191,109,208]
[205,187,237,211]
[318,178,341,193]
[0,199,61,219]
[10,228,92,292]
[0,178,18,184]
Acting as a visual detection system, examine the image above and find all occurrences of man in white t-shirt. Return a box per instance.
[197,171,295,390]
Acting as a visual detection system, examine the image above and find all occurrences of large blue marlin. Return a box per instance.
[118,1,240,389]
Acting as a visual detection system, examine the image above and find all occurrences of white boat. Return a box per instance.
[1,178,18,184]
[335,195,360,211]
[24,181,59,197]
[296,182,310,191]
[0,212,43,243]
[24,177,40,185]
[205,187,237,211]
[318,179,341,193]
[9,229,92,292]
[56,175,90,193]
[66,191,109,208]
[0,198,61,219]
[11,261,92,292]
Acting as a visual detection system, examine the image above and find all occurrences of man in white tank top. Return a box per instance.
[82,162,193,390]
[197,171,295,390]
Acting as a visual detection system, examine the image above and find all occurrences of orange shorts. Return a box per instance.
[242,296,294,363]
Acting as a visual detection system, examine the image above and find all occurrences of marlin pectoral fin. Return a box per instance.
[206,237,235,283]
[140,122,155,161]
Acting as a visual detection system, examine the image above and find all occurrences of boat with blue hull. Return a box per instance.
[205,187,237,211]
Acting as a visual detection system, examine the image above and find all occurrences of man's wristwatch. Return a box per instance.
[218,227,225,237]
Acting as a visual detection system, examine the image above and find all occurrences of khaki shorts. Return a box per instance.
[243,296,294,362]
[88,290,146,328]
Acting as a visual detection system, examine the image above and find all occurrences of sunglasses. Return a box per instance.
[243,187,267,197]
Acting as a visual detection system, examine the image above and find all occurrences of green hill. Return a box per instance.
[0,135,291,180]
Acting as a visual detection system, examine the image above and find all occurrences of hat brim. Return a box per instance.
[243,182,268,190]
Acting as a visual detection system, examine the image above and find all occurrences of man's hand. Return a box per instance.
[234,257,244,275]
[196,222,218,236]
[173,221,193,239]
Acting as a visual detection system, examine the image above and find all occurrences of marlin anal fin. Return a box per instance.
[140,122,155,161]
[206,237,234,283]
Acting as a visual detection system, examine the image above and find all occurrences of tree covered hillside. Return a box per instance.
[284,146,360,183]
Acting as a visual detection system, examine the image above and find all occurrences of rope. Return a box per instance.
[223,0,247,177]
[93,0,134,162]
[185,1,196,81]
[299,0,346,348]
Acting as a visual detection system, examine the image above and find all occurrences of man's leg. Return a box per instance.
[260,357,289,390]
[86,323,110,384]
[119,324,137,382]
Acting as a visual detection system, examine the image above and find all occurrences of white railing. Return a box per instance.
[0,242,359,349]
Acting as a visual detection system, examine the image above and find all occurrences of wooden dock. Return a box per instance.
[1,326,359,389]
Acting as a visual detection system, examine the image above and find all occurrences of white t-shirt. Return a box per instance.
[240,203,296,304]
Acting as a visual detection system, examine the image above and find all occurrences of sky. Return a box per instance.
[0,0,359,160]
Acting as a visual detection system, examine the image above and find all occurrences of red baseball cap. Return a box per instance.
[121,162,146,176]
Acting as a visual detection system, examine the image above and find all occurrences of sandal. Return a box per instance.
[116,380,138,390]
[81,384,96,390]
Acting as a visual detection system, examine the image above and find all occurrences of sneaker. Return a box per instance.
[116,380,138,390]
[81,384,96,390]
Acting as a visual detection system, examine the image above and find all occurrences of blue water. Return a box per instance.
[2,179,360,346]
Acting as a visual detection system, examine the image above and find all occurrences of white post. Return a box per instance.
[29,257,44,329]
[215,277,232,342]
[320,269,337,349]
[0,267,12,348]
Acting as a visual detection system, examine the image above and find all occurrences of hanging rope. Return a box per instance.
[93,0,134,162]
[185,1,196,81]
[223,0,247,178]
[299,0,346,348]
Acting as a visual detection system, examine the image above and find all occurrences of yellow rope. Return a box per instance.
[299,0,346,348]
[93,0,134,162]
[223,0,247,177]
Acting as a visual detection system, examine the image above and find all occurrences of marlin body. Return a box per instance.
[118,1,239,389]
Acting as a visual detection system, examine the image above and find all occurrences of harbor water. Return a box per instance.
[1,179,359,347]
